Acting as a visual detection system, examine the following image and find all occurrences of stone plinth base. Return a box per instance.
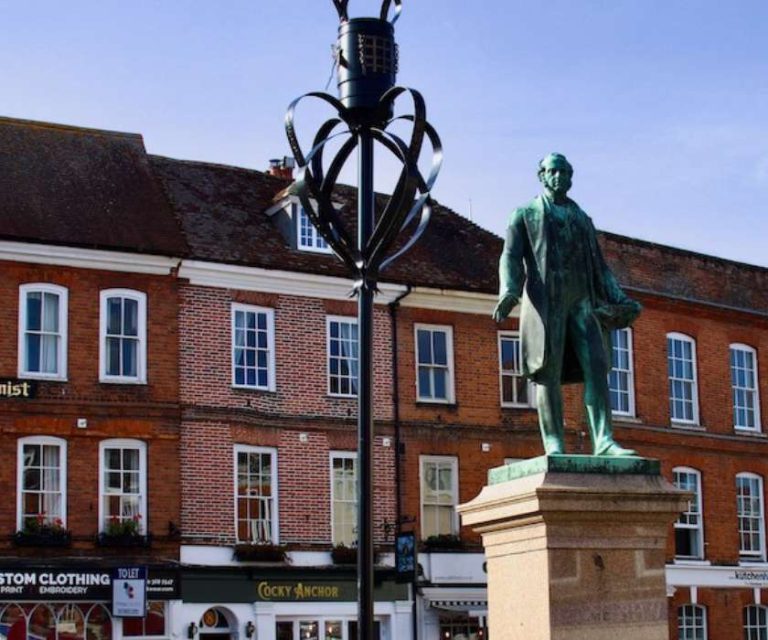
[457,456,689,640]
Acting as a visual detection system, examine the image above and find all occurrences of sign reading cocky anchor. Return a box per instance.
[256,581,353,602]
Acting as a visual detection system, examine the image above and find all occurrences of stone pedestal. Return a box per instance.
[457,456,689,640]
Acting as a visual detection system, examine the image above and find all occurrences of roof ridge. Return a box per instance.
[599,229,767,273]
[0,115,144,142]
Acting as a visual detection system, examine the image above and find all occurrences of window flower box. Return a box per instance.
[331,544,358,565]
[14,516,71,547]
[421,534,464,551]
[233,543,288,563]
[96,532,152,548]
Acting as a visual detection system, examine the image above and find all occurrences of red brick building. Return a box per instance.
[1,115,766,640]
[0,118,185,639]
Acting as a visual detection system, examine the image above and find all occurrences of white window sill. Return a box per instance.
[673,558,711,566]
[501,403,535,410]
[232,384,275,393]
[100,378,146,385]
[613,414,642,424]
[328,393,357,400]
[670,421,705,431]
[417,399,455,405]
[734,427,765,437]
[739,559,768,567]
[19,372,67,382]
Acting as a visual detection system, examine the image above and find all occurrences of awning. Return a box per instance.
[421,587,488,615]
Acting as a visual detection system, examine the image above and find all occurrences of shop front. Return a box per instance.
[180,567,411,640]
[0,565,180,640]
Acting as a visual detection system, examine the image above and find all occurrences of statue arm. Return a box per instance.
[589,218,642,325]
[493,209,526,322]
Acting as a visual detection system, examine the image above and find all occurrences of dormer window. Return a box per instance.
[266,196,336,255]
[297,205,331,253]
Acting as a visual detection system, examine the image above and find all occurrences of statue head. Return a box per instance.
[538,153,573,200]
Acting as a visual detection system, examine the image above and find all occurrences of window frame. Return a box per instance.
[677,604,707,640]
[99,289,147,384]
[296,204,333,254]
[672,467,705,561]
[730,343,762,433]
[234,445,279,544]
[231,303,276,392]
[98,439,147,535]
[609,327,636,418]
[329,451,358,546]
[326,316,359,398]
[745,605,768,640]
[419,455,459,540]
[17,283,68,381]
[737,472,766,562]
[498,331,534,408]
[414,324,455,404]
[16,435,68,530]
[667,332,700,426]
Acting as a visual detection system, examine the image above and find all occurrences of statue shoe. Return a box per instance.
[595,441,637,457]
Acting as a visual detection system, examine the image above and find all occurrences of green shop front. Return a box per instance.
[179,567,410,640]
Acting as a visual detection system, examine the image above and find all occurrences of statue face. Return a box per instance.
[539,159,572,197]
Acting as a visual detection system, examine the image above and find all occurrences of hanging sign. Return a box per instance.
[395,531,417,583]
[112,567,147,617]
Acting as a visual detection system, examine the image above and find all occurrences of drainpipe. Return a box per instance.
[388,284,415,639]
[388,284,411,528]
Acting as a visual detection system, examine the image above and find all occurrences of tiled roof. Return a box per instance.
[1,116,766,315]
[0,117,187,256]
[150,155,501,293]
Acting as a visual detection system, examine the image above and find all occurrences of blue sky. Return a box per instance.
[2,0,766,266]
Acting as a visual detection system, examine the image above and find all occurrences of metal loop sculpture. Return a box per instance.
[284,3,440,639]
[285,2,442,292]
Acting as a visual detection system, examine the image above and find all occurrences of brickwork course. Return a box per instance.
[1,116,766,638]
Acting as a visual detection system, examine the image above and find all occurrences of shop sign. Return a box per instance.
[732,569,768,586]
[0,379,36,399]
[395,532,417,583]
[112,567,147,617]
[256,580,355,602]
[0,568,178,601]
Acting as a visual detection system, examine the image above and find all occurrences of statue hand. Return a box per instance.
[493,294,519,322]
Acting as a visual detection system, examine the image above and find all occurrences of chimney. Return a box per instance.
[267,156,295,180]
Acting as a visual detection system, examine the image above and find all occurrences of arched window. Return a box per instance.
[17,436,67,530]
[744,605,768,640]
[667,333,699,425]
[18,283,68,380]
[673,467,704,560]
[730,344,761,432]
[678,604,706,639]
[99,439,147,535]
[737,473,765,560]
[100,289,147,383]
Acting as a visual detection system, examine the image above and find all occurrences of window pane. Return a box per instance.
[123,299,139,336]
[107,298,122,335]
[27,292,42,330]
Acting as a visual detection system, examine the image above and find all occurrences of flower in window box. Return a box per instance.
[421,534,464,551]
[330,543,380,565]
[330,543,358,565]
[232,542,289,563]
[97,514,151,547]
[14,513,71,547]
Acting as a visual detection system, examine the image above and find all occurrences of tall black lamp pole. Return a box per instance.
[285,1,441,637]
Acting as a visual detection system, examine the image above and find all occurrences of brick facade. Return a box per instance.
[0,259,181,558]
[178,284,397,547]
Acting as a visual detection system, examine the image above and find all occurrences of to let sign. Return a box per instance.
[112,567,147,618]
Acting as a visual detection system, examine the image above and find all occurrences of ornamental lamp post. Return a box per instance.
[284,1,441,638]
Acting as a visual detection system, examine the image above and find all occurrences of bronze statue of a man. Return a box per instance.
[493,153,641,457]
